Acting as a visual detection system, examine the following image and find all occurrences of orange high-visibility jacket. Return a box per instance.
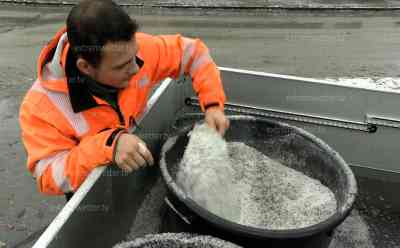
[19,27,226,195]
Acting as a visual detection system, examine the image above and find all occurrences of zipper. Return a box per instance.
[115,90,125,126]
[114,104,125,125]
[100,104,125,126]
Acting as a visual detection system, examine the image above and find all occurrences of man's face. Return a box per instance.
[90,35,139,88]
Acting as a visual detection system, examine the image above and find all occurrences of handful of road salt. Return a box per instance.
[177,123,242,222]
[177,123,337,230]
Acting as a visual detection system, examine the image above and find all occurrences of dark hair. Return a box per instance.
[66,0,139,67]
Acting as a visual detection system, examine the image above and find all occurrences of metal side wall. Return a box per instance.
[33,78,187,248]
[184,67,400,175]
[182,67,400,212]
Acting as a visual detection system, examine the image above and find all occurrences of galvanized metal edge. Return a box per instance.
[128,78,173,133]
[365,114,400,129]
[218,66,400,94]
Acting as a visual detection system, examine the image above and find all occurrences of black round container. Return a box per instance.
[113,233,242,248]
[160,115,357,248]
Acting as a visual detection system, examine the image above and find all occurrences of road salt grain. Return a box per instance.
[177,124,337,229]
[229,142,337,229]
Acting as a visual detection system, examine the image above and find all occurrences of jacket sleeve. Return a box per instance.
[148,33,226,112]
[19,102,123,195]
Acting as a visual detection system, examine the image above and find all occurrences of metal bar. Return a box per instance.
[186,97,376,133]
[366,114,400,129]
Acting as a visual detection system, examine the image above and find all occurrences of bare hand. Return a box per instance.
[114,133,154,173]
[204,106,230,136]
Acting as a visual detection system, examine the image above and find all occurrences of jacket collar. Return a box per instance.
[65,53,100,113]
[37,28,70,93]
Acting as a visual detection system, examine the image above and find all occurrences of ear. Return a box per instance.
[76,57,94,77]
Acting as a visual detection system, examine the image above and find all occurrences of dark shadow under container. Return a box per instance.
[160,115,358,248]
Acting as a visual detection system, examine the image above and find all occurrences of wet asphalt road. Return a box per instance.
[1,4,400,247]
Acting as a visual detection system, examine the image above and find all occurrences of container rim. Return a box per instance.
[159,115,358,239]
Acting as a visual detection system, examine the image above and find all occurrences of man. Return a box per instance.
[19,0,229,198]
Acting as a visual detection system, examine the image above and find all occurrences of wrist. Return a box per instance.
[107,129,127,164]
[204,102,224,113]
[205,102,220,110]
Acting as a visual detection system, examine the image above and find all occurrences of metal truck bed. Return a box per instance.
[33,68,400,248]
